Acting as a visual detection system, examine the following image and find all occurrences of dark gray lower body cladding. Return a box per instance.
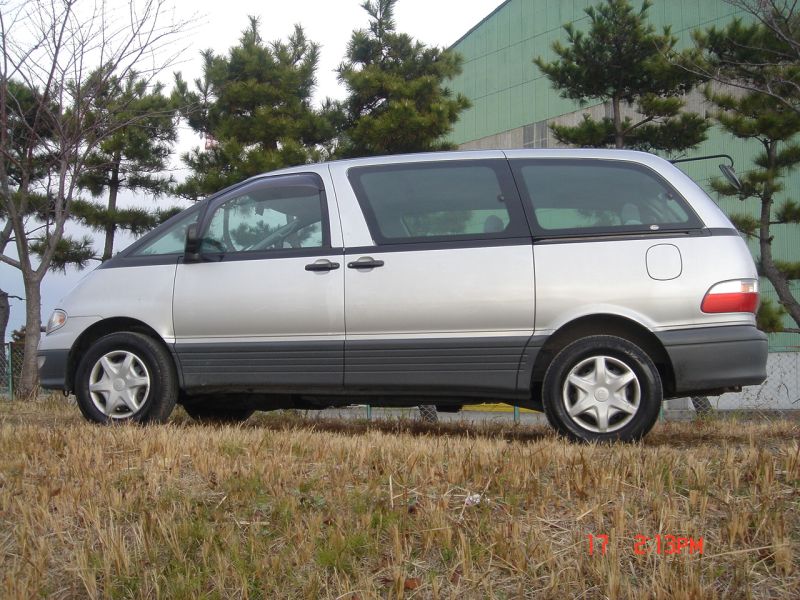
[175,336,536,397]
[345,336,532,396]
[176,340,344,390]
[657,325,768,395]
[37,349,70,390]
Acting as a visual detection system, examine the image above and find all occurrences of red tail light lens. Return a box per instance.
[701,279,759,314]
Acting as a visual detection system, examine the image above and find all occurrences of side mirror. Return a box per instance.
[719,164,743,191]
[185,223,201,263]
[670,154,743,192]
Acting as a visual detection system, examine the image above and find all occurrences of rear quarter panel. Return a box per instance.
[534,233,758,334]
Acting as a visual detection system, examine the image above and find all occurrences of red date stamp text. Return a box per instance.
[587,533,704,556]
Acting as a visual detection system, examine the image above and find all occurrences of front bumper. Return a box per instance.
[657,325,768,396]
[37,349,70,391]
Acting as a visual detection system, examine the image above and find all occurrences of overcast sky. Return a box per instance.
[1,0,503,340]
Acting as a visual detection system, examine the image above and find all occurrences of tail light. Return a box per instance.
[701,279,759,314]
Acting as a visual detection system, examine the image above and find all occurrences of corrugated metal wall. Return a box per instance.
[448,0,800,351]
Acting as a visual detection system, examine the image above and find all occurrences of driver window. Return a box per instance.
[201,183,325,254]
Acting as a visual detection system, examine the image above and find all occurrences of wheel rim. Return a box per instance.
[88,350,151,419]
[561,355,640,434]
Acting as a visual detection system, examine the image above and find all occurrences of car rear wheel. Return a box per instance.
[542,335,662,442]
[75,332,177,423]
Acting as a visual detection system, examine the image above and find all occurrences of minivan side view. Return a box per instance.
[37,149,768,442]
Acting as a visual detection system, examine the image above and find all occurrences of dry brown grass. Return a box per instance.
[0,398,797,599]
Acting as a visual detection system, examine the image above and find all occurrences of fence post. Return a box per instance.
[366,404,372,420]
[5,343,12,399]
[513,405,520,424]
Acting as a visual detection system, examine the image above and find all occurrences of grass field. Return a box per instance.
[0,399,798,599]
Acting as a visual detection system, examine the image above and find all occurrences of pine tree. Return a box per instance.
[175,18,336,199]
[534,0,708,153]
[698,21,800,334]
[336,0,470,158]
[77,72,179,261]
[687,1,800,117]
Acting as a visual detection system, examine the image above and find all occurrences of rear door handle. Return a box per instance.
[347,256,384,269]
[305,259,340,272]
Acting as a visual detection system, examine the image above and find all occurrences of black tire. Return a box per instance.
[543,402,570,435]
[542,335,662,443]
[75,332,178,424]
[183,399,255,423]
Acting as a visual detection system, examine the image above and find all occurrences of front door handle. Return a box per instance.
[305,259,340,272]
[347,256,385,269]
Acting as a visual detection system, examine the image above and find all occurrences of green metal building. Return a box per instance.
[446,0,800,357]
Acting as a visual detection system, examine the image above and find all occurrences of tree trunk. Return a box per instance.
[761,257,800,328]
[16,278,41,398]
[759,143,800,329]
[101,159,121,262]
[612,96,624,149]
[0,290,8,344]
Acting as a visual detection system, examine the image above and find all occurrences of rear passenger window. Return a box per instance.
[511,160,702,234]
[348,161,528,243]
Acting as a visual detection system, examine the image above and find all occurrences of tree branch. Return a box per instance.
[622,115,655,135]
[0,254,21,269]
[0,292,24,301]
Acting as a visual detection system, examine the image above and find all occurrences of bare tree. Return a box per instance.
[0,0,191,397]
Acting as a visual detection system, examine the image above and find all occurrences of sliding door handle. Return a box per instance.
[347,256,384,269]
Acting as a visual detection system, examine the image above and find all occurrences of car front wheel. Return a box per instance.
[542,335,662,442]
[75,332,178,423]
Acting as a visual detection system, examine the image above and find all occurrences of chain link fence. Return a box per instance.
[714,351,800,410]
[0,342,25,399]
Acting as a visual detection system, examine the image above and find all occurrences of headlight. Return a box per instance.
[46,309,67,334]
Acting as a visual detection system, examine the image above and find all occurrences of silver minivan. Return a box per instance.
[38,149,767,441]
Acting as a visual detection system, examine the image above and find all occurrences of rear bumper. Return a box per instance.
[37,349,70,391]
[657,325,768,396]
